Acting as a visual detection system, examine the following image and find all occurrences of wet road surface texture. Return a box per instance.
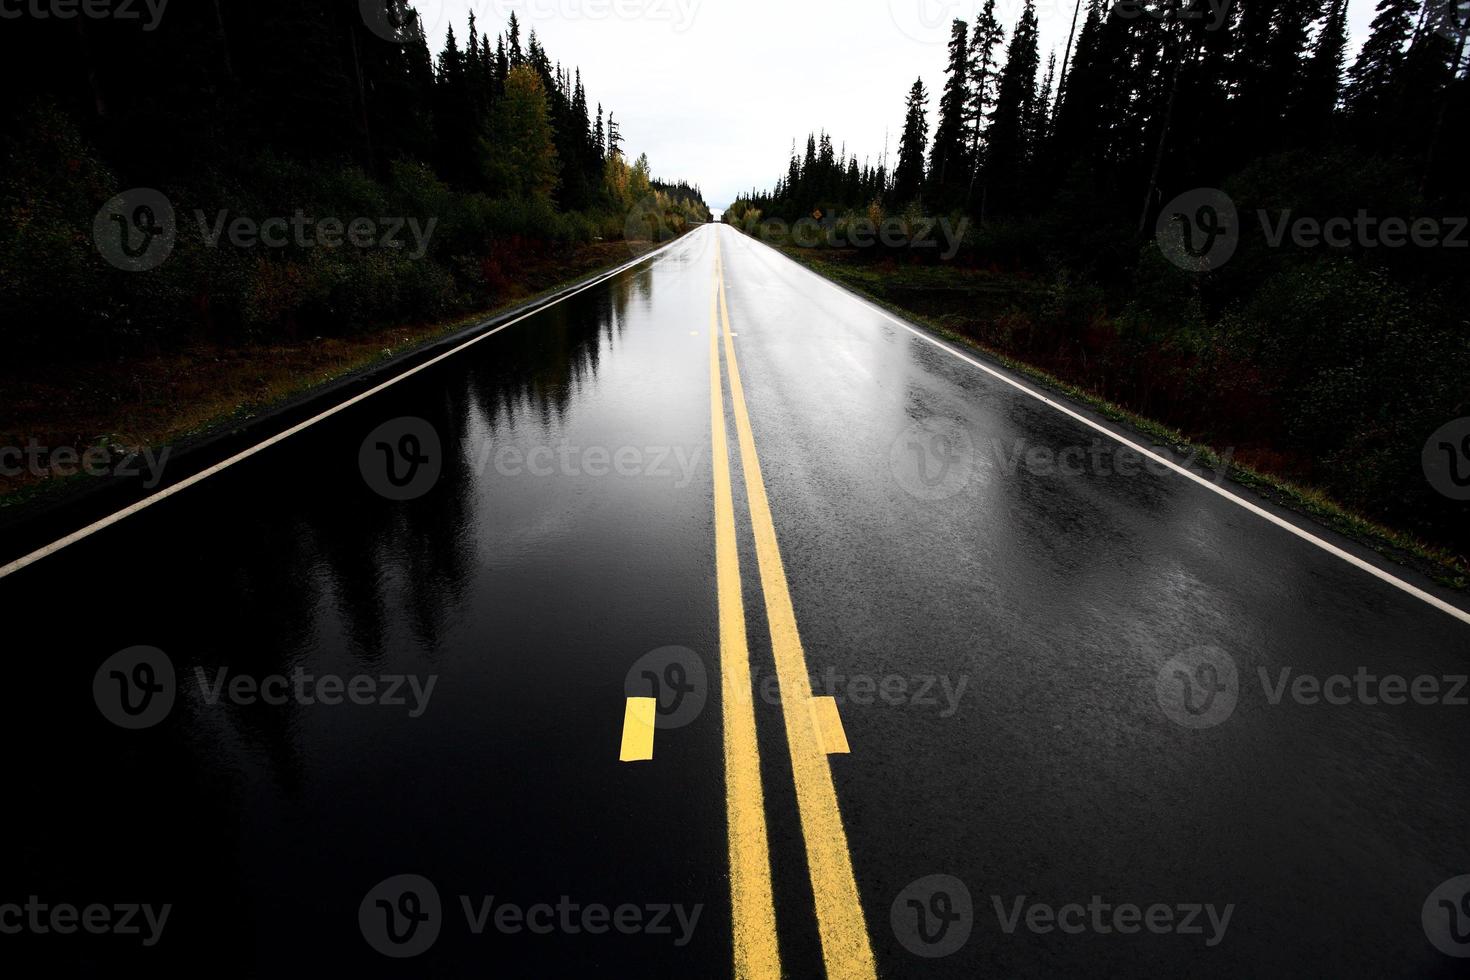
[4,225,1470,977]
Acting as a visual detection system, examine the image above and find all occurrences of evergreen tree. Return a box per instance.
[607,112,623,158]
[434,25,480,185]
[928,20,973,206]
[506,12,524,66]
[891,78,930,205]
[1346,0,1420,130]
[1051,0,1104,169]
[1294,0,1350,138]
[1031,51,1057,155]
[488,64,560,201]
[985,0,1041,214]
[966,0,1006,165]
[1265,0,1326,142]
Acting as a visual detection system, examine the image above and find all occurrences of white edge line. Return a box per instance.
[0,237,689,582]
[726,226,1470,628]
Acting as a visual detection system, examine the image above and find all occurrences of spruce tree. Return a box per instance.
[1345,0,1418,124]
[1294,0,1350,138]
[985,0,1041,215]
[1051,0,1104,170]
[928,20,973,206]
[966,0,1006,166]
[488,64,559,201]
[891,78,930,205]
[507,12,524,66]
[1031,51,1057,155]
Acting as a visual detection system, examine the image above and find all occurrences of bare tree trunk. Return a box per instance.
[1056,0,1084,112]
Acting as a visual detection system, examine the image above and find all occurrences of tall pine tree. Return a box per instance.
[928,20,973,206]
[891,78,930,205]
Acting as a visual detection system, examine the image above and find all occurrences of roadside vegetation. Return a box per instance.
[0,2,708,501]
[726,0,1469,563]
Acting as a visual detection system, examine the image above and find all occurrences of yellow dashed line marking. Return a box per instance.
[618,697,657,762]
[809,697,851,755]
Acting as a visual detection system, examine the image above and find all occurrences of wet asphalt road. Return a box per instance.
[4,223,1470,977]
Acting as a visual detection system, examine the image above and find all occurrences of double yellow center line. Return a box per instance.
[709,232,877,980]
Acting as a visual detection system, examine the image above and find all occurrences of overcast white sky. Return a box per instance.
[418,0,1378,211]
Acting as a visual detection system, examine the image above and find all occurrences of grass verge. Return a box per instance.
[0,239,668,515]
